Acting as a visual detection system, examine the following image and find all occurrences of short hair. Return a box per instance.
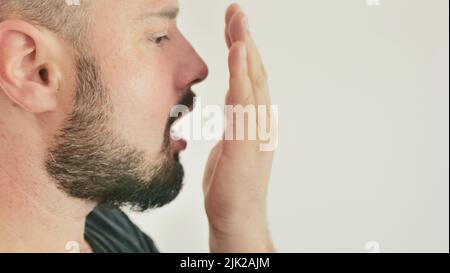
[0,0,90,49]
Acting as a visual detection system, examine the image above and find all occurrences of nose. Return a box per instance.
[174,33,209,91]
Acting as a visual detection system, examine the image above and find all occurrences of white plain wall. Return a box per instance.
[127,0,449,253]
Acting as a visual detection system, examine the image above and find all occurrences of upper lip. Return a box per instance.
[169,89,196,127]
[178,89,196,112]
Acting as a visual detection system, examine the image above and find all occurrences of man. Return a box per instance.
[0,0,274,253]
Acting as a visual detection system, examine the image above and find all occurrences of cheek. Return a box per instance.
[105,59,175,157]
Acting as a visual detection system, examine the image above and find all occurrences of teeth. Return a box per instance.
[170,126,183,141]
[170,113,191,141]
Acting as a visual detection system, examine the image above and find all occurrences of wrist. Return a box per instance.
[208,221,275,253]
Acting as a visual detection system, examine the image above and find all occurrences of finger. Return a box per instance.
[225,27,232,49]
[228,12,271,107]
[225,4,242,48]
[224,42,258,153]
[228,41,253,106]
[227,11,247,44]
[226,3,241,25]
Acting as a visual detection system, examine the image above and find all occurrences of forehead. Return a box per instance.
[91,0,179,20]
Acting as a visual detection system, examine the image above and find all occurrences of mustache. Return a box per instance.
[168,89,196,127]
[179,89,196,110]
[162,89,196,152]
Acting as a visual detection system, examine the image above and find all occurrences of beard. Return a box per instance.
[45,56,191,212]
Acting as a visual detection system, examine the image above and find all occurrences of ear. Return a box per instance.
[0,20,61,113]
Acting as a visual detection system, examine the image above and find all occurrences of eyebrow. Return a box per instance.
[136,7,180,21]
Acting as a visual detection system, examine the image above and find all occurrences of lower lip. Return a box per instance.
[170,137,187,152]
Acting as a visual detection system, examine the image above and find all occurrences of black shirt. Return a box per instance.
[85,206,159,253]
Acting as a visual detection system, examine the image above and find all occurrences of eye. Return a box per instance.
[150,34,170,46]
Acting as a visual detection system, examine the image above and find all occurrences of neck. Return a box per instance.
[0,157,96,253]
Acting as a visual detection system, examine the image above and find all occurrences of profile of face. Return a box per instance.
[43,0,208,211]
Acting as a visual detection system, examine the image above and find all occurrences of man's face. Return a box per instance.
[89,0,207,160]
[46,0,208,211]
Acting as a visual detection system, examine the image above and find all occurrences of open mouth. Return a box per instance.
[164,90,196,156]
[168,116,187,153]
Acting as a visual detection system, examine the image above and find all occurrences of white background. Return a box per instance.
[127,0,449,253]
